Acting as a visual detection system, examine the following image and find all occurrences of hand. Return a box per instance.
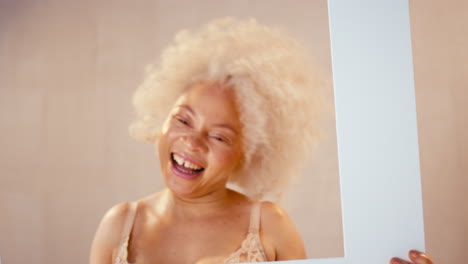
[390,250,434,264]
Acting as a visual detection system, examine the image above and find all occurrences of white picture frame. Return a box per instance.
[261,0,426,263]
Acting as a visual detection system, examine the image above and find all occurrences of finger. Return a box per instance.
[408,250,434,264]
[390,257,412,264]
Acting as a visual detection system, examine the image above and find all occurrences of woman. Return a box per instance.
[90,18,434,264]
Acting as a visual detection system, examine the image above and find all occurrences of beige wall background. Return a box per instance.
[0,0,466,264]
[0,0,343,263]
[409,0,468,263]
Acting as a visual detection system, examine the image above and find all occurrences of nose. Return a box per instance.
[181,133,207,152]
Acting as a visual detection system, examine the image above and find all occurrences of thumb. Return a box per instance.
[409,250,433,264]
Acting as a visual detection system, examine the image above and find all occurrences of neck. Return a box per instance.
[161,188,239,219]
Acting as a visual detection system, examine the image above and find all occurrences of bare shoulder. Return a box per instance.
[259,201,307,261]
[259,201,296,233]
[99,202,134,235]
[260,201,288,220]
[89,202,134,264]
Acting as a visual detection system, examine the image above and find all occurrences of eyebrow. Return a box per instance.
[176,104,239,135]
[213,123,239,135]
[178,105,195,114]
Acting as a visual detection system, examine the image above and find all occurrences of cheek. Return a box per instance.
[156,129,176,163]
[157,129,168,153]
[211,147,242,169]
[157,126,188,166]
[159,124,183,147]
[157,136,168,169]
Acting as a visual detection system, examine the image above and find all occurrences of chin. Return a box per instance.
[166,182,197,198]
[163,165,201,198]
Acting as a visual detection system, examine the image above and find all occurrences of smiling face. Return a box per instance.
[157,81,244,199]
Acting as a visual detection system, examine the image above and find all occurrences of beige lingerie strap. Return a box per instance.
[248,202,262,233]
[223,202,267,263]
[115,201,267,264]
[114,202,138,264]
[120,202,138,242]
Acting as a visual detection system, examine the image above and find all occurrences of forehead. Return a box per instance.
[175,82,241,126]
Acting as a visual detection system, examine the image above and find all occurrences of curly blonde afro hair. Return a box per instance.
[129,18,324,201]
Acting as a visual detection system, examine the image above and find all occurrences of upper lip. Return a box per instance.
[171,151,206,168]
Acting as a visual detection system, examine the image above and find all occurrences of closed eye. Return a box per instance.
[174,116,190,126]
[178,118,188,125]
[210,134,232,144]
[212,136,224,142]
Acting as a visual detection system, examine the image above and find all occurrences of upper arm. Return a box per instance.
[89,202,131,264]
[260,201,307,261]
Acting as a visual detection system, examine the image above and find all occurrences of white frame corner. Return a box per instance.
[263,1,426,263]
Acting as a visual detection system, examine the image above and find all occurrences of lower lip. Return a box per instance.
[170,161,203,180]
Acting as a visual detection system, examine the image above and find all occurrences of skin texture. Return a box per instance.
[157,82,244,200]
[89,82,306,264]
[89,81,435,264]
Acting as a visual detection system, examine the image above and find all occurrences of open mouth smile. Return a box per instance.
[170,153,205,179]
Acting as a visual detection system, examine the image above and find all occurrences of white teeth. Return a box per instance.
[184,160,201,170]
[173,154,184,165]
[172,154,202,170]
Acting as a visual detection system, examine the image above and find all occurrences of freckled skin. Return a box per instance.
[90,82,307,264]
[90,82,434,264]
[89,81,436,264]
[157,81,244,200]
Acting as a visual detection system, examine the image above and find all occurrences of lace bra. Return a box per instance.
[114,202,268,264]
